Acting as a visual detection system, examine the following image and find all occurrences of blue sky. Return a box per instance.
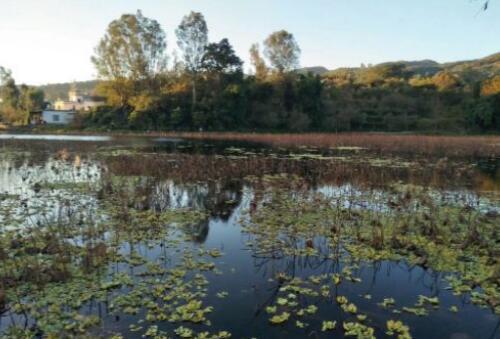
[0,0,498,85]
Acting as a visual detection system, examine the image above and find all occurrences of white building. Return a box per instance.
[34,85,105,125]
[41,110,76,125]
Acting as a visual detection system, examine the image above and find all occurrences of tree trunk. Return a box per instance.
[191,77,197,113]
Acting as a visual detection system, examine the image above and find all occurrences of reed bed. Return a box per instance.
[14,129,500,156]
[146,132,500,157]
[104,153,487,191]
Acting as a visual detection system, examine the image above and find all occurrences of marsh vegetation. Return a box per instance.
[0,134,498,338]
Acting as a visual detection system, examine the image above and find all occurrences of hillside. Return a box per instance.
[37,53,499,101]
[297,66,329,76]
[324,52,500,83]
[443,52,500,82]
[378,60,442,76]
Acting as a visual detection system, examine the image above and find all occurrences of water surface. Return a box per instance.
[0,135,498,339]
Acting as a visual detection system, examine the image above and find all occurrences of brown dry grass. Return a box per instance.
[154,132,500,157]
[105,152,491,191]
[13,127,500,156]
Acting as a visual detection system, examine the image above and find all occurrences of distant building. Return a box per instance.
[44,110,76,125]
[53,87,105,112]
[30,110,75,125]
[34,85,105,125]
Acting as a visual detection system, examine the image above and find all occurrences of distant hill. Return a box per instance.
[376,60,442,76]
[443,52,500,82]
[323,52,500,82]
[39,80,100,101]
[297,66,329,76]
[37,53,499,101]
[378,53,500,80]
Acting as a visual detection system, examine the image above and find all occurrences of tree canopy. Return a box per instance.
[264,30,301,73]
[176,11,209,74]
[0,67,45,124]
[201,39,243,74]
[92,10,167,81]
[91,10,167,108]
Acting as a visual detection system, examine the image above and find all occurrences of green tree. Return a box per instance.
[176,12,208,73]
[0,67,20,109]
[176,11,209,111]
[201,39,242,74]
[0,67,24,123]
[468,96,499,131]
[197,38,245,130]
[263,30,301,73]
[19,85,45,112]
[295,74,323,129]
[91,10,167,107]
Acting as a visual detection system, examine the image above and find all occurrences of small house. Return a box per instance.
[41,110,76,125]
[32,84,104,125]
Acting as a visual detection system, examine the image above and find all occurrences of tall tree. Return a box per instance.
[91,10,167,107]
[249,43,268,80]
[19,85,45,112]
[0,68,42,124]
[263,30,301,73]
[176,12,208,73]
[0,67,19,109]
[201,38,242,74]
[176,11,209,111]
[200,39,244,130]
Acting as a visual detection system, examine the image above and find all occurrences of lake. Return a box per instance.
[0,134,498,339]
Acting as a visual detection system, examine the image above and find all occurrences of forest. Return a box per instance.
[1,10,499,133]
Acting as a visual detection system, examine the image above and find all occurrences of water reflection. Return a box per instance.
[0,134,111,141]
[0,138,498,339]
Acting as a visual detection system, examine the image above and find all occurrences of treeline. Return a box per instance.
[0,67,44,125]
[2,10,500,132]
[81,10,500,133]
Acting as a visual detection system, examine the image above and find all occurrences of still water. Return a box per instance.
[0,134,498,339]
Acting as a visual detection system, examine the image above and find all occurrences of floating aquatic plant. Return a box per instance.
[269,311,290,324]
[321,320,337,331]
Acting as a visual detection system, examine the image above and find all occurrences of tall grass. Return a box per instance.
[149,132,500,157]
[15,128,500,156]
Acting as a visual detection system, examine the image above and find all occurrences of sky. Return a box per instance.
[0,0,499,85]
